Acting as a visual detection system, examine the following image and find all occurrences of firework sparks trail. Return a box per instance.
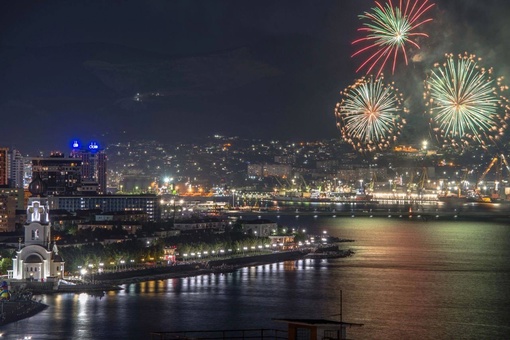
[425,53,510,149]
[353,0,435,76]
[335,75,408,153]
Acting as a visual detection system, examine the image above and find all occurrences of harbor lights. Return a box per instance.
[321,230,328,243]
[163,177,174,193]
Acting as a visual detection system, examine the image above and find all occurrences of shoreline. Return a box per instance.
[3,249,351,323]
[13,250,315,294]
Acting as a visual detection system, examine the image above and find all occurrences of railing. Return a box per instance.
[150,328,288,340]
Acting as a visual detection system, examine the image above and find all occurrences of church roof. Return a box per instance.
[28,173,47,197]
[51,253,64,262]
[25,254,43,263]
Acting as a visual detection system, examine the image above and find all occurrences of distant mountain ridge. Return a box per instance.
[0,37,349,152]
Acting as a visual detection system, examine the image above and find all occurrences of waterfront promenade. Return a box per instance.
[93,250,311,285]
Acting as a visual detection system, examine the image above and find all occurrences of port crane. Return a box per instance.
[406,172,415,195]
[476,154,510,199]
[271,176,287,193]
[417,167,429,196]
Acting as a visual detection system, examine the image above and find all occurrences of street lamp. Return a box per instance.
[88,264,94,283]
[80,268,87,281]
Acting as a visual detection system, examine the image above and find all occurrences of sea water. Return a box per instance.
[2,216,510,339]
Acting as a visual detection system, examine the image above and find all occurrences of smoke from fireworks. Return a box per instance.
[352,0,435,76]
[424,53,510,149]
[335,75,408,153]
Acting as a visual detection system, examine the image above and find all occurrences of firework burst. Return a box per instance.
[335,75,408,153]
[425,53,510,149]
[353,0,435,76]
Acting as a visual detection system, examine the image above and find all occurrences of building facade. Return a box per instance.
[32,153,82,196]
[0,148,8,186]
[0,194,17,232]
[241,219,277,237]
[174,218,227,232]
[8,149,24,188]
[247,163,292,178]
[48,194,159,222]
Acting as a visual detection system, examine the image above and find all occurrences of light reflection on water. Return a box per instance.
[2,216,510,339]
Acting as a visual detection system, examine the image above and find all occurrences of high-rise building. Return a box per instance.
[70,141,108,194]
[0,195,16,232]
[8,149,24,188]
[32,152,82,196]
[0,148,8,186]
[23,158,33,189]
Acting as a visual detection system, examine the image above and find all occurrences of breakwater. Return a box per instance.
[0,299,47,326]
[225,205,510,221]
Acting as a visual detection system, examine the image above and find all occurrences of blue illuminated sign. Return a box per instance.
[88,142,99,150]
[72,140,80,149]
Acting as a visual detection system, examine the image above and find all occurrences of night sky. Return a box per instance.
[1,0,509,154]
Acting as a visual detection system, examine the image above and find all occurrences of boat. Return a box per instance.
[355,193,373,201]
[438,193,492,205]
[305,249,354,259]
[438,195,467,205]
[211,264,238,274]
[305,245,355,259]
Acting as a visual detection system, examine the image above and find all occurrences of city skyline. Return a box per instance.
[1,2,510,336]
[1,1,509,155]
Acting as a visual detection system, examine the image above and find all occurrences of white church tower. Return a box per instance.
[11,174,64,281]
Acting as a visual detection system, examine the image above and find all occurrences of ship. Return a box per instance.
[438,192,492,205]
